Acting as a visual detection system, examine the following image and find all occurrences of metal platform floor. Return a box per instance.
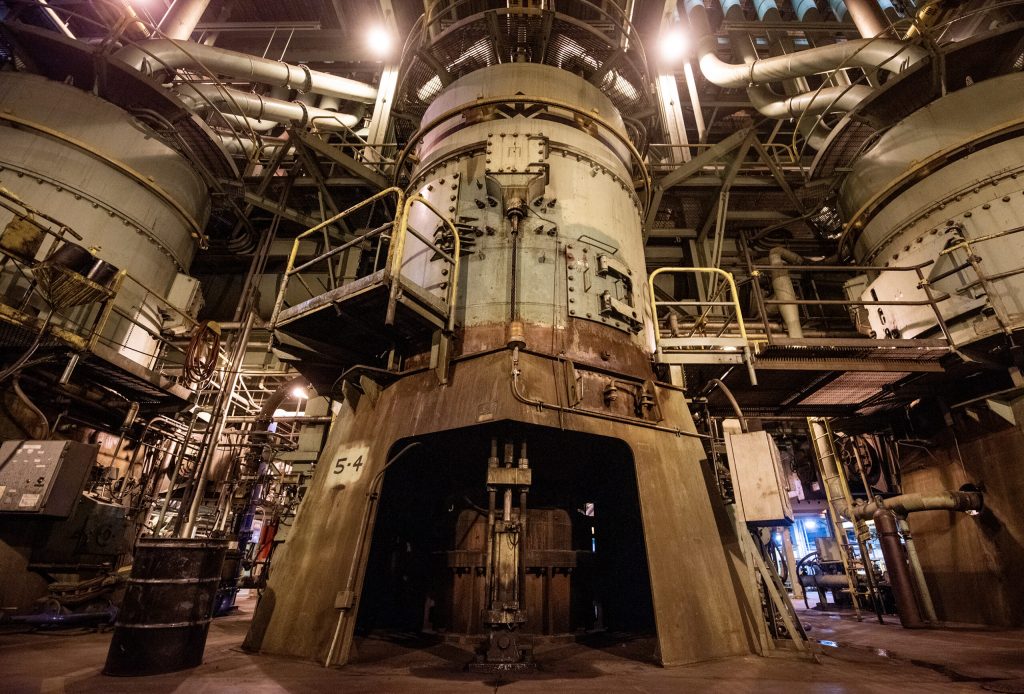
[2,597,1023,693]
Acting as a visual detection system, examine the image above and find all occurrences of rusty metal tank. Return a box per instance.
[246,1,761,671]
[104,538,227,676]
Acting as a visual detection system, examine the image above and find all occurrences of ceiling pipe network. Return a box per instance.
[682,0,926,147]
[176,84,361,132]
[114,40,378,103]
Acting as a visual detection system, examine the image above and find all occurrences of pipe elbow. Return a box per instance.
[768,246,805,266]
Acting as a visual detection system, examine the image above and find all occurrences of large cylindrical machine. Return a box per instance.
[401,62,651,372]
[246,0,760,670]
[840,71,1024,347]
[0,72,209,369]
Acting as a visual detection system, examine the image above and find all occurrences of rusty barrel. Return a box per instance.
[104,538,227,676]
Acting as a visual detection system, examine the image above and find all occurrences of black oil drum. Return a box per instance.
[103,538,228,676]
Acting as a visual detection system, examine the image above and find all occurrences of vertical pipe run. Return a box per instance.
[873,508,925,628]
[483,438,498,605]
[897,516,939,623]
[517,441,529,613]
[768,247,805,339]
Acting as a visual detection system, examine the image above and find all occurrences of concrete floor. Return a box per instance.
[2,597,1023,693]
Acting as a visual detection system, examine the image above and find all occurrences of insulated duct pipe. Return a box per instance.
[844,0,892,37]
[874,508,925,628]
[852,490,984,520]
[792,0,823,21]
[768,247,805,339]
[829,0,850,21]
[159,0,211,41]
[748,84,874,119]
[177,84,360,131]
[114,40,377,103]
[683,0,926,88]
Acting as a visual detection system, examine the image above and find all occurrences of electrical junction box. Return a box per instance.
[723,431,794,526]
[0,440,97,517]
[161,273,204,335]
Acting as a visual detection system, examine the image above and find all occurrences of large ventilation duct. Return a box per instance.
[114,40,377,104]
[159,0,212,41]
[176,85,360,132]
[791,0,822,21]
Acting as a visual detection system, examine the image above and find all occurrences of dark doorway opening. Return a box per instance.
[356,421,655,640]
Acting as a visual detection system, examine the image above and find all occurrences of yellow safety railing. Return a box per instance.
[270,187,405,328]
[391,195,461,333]
[270,186,461,336]
[648,267,756,385]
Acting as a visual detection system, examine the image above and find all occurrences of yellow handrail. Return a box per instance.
[396,195,461,333]
[648,266,756,385]
[271,187,405,327]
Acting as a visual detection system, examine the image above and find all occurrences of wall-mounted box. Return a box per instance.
[724,431,794,526]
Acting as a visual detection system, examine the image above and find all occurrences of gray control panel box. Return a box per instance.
[723,431,794,527]
[0,440,98,517]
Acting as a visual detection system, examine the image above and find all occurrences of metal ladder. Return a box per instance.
[807,417,880,621]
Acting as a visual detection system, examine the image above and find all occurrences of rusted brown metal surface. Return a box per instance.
[245,349,760,668]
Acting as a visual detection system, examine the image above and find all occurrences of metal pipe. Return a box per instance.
[843,0,891,37]
[180,312,255,537]
[874,508,925,628]
[159,0,212,41]
[790,0,822,21]
[708,378,747,432]
[684,0,925,87]
[829,0,850,22]
[768,247,804,339]
[748,84,873,119]
[897,516,939,623]
[176,84,360,131]
[114,40,377,103]
[154,415,198,534]
[851,490,983,520]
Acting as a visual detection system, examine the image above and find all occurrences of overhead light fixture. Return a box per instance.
[659,28,689,64]
[367,26,393,59]
[291,386,308,400]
